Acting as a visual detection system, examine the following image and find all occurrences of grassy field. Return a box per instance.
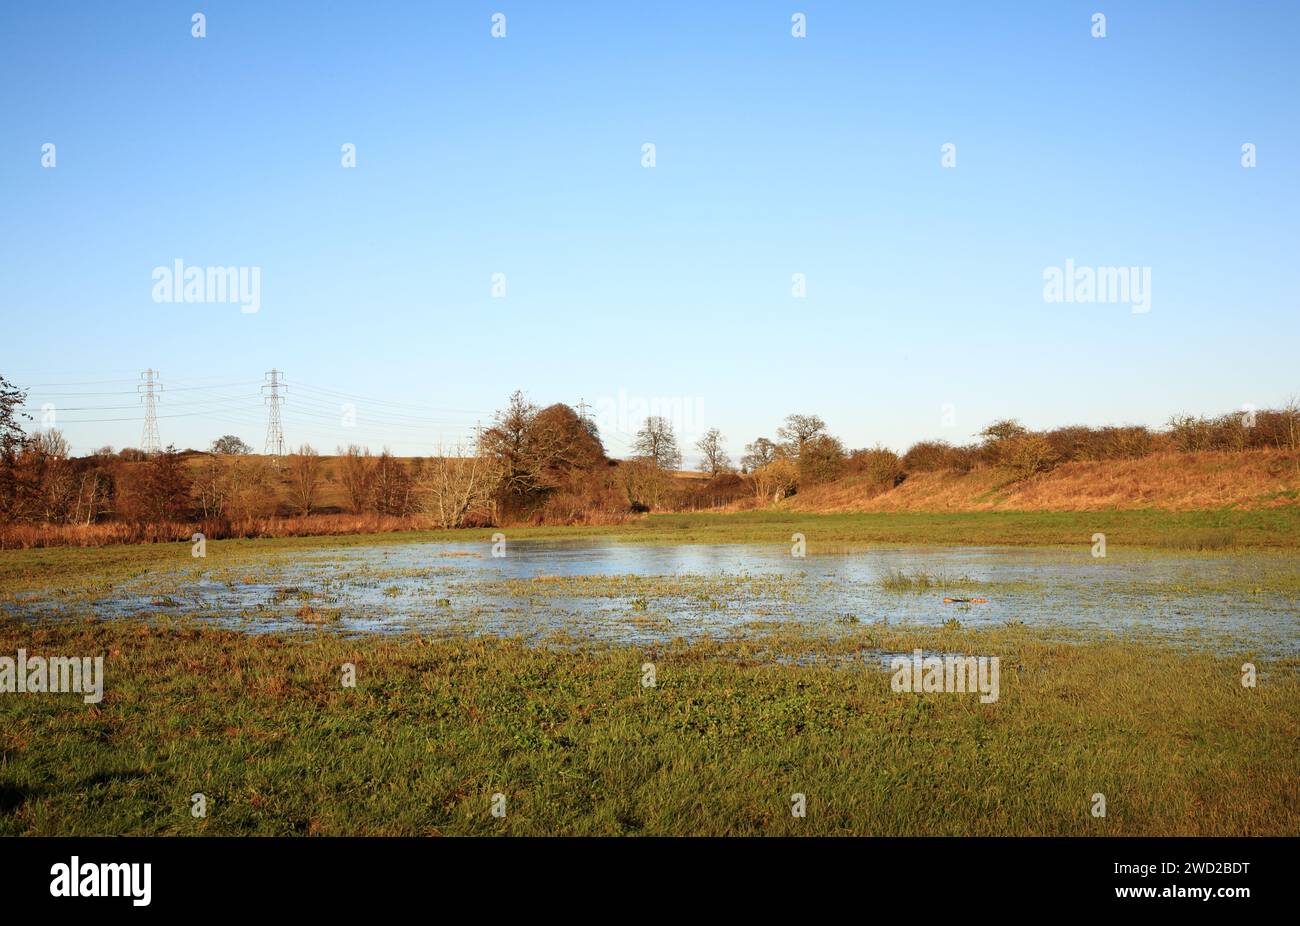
[0,617,1294,836]
[4,511,1296,836]
[570,507,1300,549]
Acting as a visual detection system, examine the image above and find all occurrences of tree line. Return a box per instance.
[2,374,1297,534]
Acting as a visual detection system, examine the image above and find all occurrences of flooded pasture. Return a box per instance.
[4,540,1297,656]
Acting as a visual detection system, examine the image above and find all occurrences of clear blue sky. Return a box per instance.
[2,1,1297,462]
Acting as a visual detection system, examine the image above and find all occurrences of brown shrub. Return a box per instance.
[846,446,903,490]
[1000,434,1059,479]
[901,440,978,474]
[679,472,750,510]
[797,434,847,485]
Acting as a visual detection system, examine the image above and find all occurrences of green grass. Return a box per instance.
[0,617,1295,836]
[492,508,1300,550]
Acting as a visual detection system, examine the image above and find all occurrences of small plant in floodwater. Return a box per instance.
[296,603,338,624]
[836,613,859,625]
[631,597,649,611]
[943,618,963,631]
[879,569,981,593]
[435,598,451,608]
[880,569,940,591]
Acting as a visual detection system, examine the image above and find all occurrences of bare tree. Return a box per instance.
[419,445,500,529]
[234,457,277,520]
[10,430,76,523]
[1284,397,1300,454]
[776,414,827,460]
[193,454,223,519]
[478,390,541,497]
[634,416,682,470]
[695,427,731,475]
[285,444,324,515]
[124,445,192,524]
[73,468,110,525]
[193,451,275,521]
[338,444,376,513]
[372,449,415,515]
[740,437,779,473]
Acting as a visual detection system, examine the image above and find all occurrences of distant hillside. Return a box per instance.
[784,450,1300,513]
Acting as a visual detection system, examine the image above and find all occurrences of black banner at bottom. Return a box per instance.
[0,836,1288,912]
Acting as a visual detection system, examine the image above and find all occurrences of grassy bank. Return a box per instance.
[0,618,1294,836]
[791,449,1300,513]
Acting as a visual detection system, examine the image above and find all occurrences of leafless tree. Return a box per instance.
[1284,397,1300,454]
[695,427,731,475]
[634,416,682,470]
[371,449,416,515]
[776,414,827,460]
[194,451,275,521]
[338,444,376,513]
[23,430,75,522]
[419,445,500,529]
[73,468,110,525]
[285,444,324,515]
[740,437,779,473]
[478,390,542,497]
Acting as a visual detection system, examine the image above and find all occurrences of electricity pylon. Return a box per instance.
[262,369,287,458]
[139,369,161,454]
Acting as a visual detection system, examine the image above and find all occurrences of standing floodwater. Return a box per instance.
[4,540,1297,656]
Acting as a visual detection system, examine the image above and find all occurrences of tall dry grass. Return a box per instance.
[789,449,1300,513]
[0,513,427,550]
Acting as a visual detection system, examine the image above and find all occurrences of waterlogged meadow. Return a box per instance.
[3,538,1299,658]
[1,531,1297,836]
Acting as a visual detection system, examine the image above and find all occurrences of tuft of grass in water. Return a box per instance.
[1164,529,1237,551]
[0,617,1295,836]
[295,603,338,624]
[880,569,937,591]
[879,569,981,592]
